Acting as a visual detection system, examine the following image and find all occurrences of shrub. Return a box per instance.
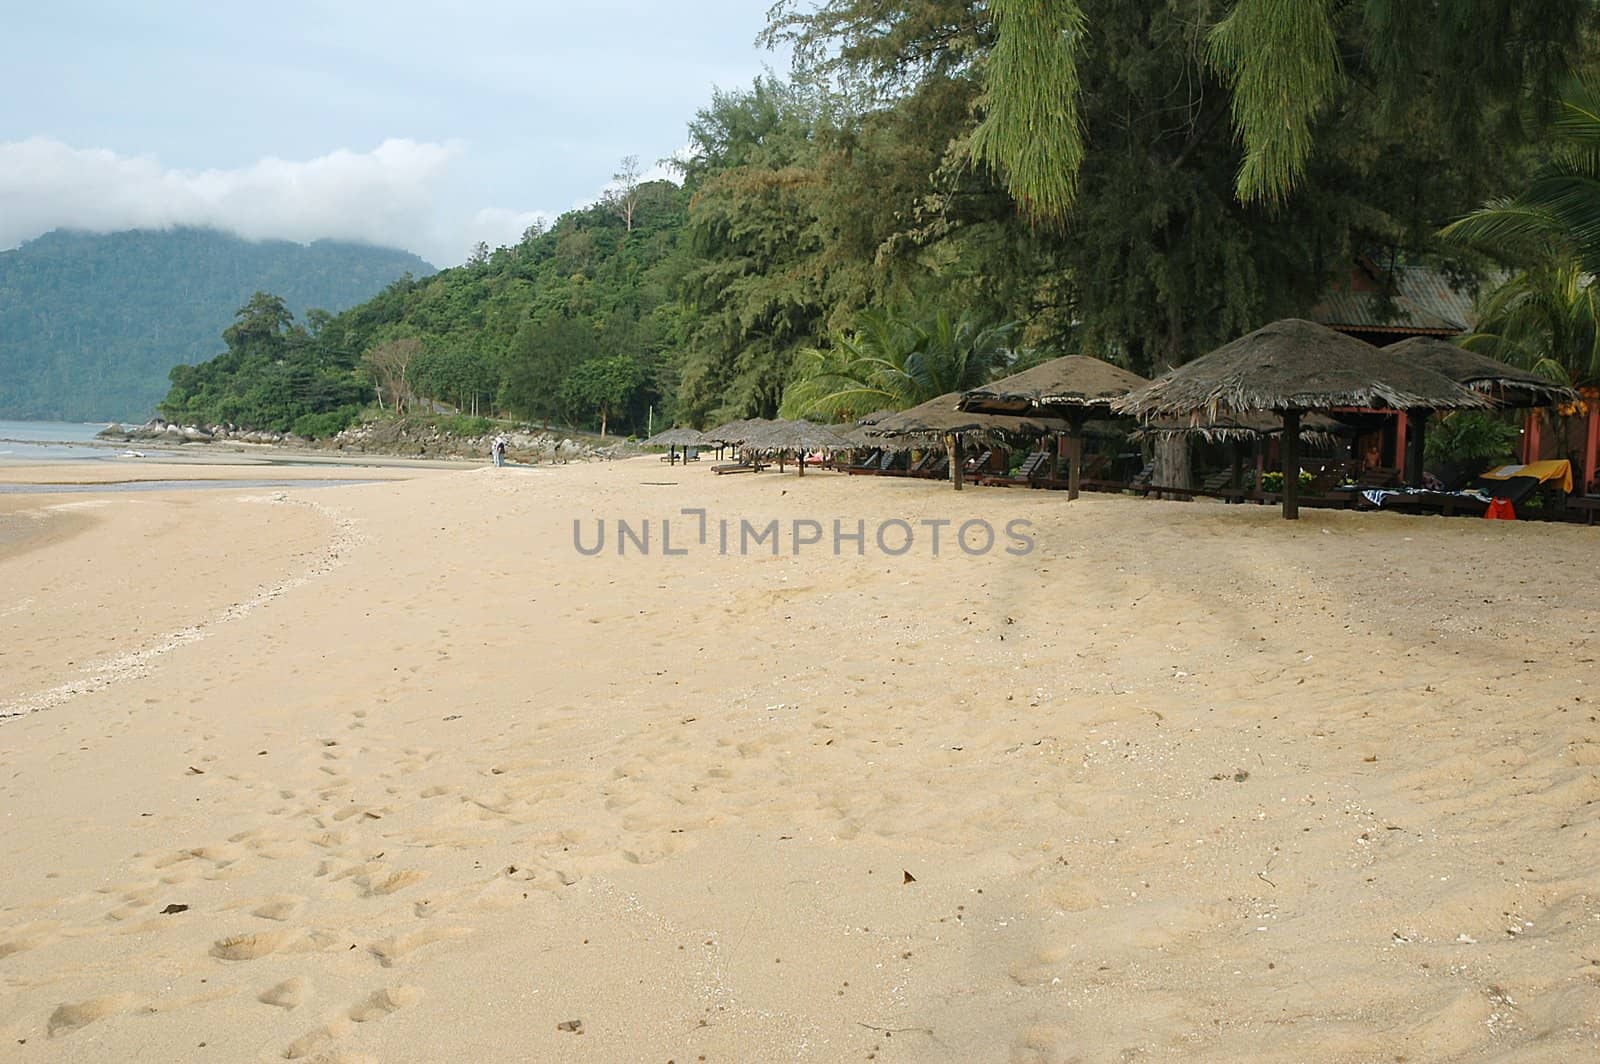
[436,415,493,437]
[291,408,358,439]
[1424,412,1518,470]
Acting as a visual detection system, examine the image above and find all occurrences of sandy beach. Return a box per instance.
[1,457,1597,1062]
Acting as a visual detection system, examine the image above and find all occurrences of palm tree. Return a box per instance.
[779,309,1018,421]
[1442,80,1600,274]
[1459,259,1600,390]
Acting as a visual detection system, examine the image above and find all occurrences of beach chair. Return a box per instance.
[977,450,1049,487]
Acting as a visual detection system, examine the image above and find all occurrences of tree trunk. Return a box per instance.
[1152,435,1193,499]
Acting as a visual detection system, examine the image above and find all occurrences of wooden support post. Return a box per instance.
[1584,396,1599,494]
[1255,440,1266,504]
[1524,410,1543,464]
[1393,410,1407,476]
[1230,442,1243,503]
[1049,434,1061,480]
[1282,410,1301,520]
[948,433,963,491]
[1405,410,1428,489]
[796,447,804,476]
[1066,413,1085,500]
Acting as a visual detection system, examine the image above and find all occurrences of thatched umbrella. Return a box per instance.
[1118,318,1491,518]
[1384,337,1576,408]
[642,426,708,465]
[1134,412,1347,500]
[960,355,1149,498]
[1383,337,1578,485]
[866,392,1072,491]
[1132,411,1345,445]
[736,419,855,476]
[705,417,772,445]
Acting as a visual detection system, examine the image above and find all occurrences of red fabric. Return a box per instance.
[1483,498,1517,520]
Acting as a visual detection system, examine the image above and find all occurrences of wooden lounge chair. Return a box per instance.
[843,449,886,475]
[712,459,763,475]
[977,450,1050,487]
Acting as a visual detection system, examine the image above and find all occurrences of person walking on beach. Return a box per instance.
[492,435,508,468]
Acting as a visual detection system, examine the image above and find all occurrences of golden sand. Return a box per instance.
[1,458,1596,1061]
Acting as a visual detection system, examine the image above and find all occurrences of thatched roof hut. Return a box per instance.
[1117,319,1490,422]
[865,392,1071,444]
[705,417,773,445]
[1384,336,1576,408]
[736,420,855,475]
[1118,319,1493,519]
[1133,411,1345,445]
[641,427,709,447]
[959,355,1149,415]
[959,357,1147,498]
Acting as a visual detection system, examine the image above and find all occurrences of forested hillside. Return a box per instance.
[0,228,433,421]
[159,1,1589,442]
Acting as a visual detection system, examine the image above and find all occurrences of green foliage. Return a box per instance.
[292,409,358,439]
[779,307,1017,420]
[435,414,494,437]
[969,0,1086,224]
[0,227,433,421]
[1444,78,1600,276]
[157,183,687,436]
[1209,0,1341,204]
[159,292,372,431]
[1459,257,1600,389]
[1424,411,1520,468]
[966,0,1591,214]
[1259,469,1315,492]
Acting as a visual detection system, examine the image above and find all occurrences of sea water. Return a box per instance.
[0,420,120,463]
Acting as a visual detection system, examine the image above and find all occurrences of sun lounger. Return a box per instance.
[977,450,1050,487]
[1569,496,1600,525]
[712,460,763,475]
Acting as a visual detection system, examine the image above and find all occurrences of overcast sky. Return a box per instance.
[1,1,783,266]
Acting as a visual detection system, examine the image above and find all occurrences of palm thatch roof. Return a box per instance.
[641,427,709,447]
[737,419,856,452]
[705,417,773,444]
[960,355,1149,415]
[1133,410,1345,446]
[1384,336,1576,408]
[865,392,1072,444]
[1118,319,1493,421]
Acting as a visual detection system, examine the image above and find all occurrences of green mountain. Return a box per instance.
[0,228,435,422]
[159,182,689,438]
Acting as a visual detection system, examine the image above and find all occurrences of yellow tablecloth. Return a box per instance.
[1481,460,1574,493]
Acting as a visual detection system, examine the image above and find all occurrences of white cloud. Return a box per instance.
[0,137,464,259]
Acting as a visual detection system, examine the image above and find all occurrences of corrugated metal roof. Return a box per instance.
[1313,265,1478,335]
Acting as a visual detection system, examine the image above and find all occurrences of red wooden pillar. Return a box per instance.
[1523,411,1543,465]
[1393,411,1407,474]
[1583,392,1599,493]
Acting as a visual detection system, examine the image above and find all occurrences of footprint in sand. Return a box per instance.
[211,928,303,960]
[369,926,471,968]
[253,895,308,921]
[0,921,59,959]
[259,977,311,1010]
[47,993,139,1037]
[355,869,428,897]
[347,985,423,1022]
[283,986,420,1058]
